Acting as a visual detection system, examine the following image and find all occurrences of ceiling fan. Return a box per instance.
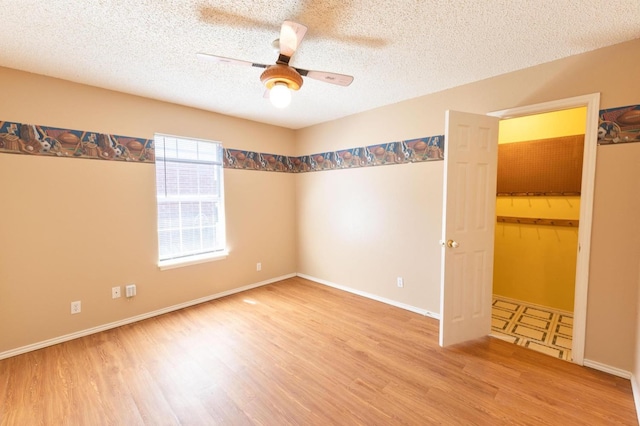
[197,21,354,108]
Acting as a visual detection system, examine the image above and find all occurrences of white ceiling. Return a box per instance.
[2,1,639,129]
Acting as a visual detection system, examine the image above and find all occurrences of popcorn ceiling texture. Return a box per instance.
[1,0,639,129]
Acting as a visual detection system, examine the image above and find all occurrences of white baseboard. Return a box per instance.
[631,374,640,425]
[0,273,296,361]
[583,359,632,379]
[492,294,573,317]
[296,273,440,320]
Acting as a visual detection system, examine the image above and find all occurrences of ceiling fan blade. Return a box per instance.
[295,68,354,86]
[278,21,308,63]
[196,53,268,69]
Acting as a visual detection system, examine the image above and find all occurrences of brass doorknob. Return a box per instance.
[446,239,459,248]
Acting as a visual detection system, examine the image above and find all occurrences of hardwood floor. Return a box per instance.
[0,277,636,425]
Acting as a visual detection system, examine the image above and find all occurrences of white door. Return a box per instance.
[439,110,499,347]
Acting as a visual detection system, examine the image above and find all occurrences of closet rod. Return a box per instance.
[496,216,579,228]
[496,192,581,197]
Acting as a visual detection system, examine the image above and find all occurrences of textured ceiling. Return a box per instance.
[2,1,639,129]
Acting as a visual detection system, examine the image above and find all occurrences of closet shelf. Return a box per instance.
[496,216,579,227]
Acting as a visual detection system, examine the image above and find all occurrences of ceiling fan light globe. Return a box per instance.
[270,83,291,108]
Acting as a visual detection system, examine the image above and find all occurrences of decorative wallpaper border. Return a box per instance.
[0,121,154,162]
[0,119,444,172]
[223,136,444,173]
[598,104,640,145]
[1,102,638,171]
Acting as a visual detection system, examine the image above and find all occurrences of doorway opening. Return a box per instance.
[488,93,601,365]
[489,107,587,361]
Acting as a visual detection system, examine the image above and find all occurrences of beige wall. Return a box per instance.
[295,38,640,370]
[587,143,640,370]
[296,162,444,310]
[0,68,297,353]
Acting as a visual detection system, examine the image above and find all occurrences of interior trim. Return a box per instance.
[297,273,439,319]
[631,374,640,424]
[583,359,631,379]
[489,93,601,366]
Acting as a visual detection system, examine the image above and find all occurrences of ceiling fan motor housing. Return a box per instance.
[260,64,303,91]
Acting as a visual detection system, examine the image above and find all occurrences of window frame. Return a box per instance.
[154,133,228,270]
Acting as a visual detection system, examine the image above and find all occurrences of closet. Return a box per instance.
[490,108,586,361]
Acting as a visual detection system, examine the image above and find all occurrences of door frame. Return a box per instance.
[488,93,600,365]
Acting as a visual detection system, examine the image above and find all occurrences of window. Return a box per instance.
[154,134,227,269]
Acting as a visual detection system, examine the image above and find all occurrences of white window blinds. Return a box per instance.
[154,134,226,264]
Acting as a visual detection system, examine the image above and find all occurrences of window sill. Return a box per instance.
[158,250,229,271]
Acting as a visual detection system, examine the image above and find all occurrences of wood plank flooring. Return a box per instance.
[0,277,636,425]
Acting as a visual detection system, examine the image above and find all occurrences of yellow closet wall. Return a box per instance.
[499,107,587,144]
[493,107,585,311]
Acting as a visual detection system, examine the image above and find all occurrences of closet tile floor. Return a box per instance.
[490,296,573,361]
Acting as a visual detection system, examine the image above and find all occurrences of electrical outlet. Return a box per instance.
[256,262,262,271]
[112,286,121,299]
[125,284,137,298]
[71,301,81,314]
[397,277,404,288]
